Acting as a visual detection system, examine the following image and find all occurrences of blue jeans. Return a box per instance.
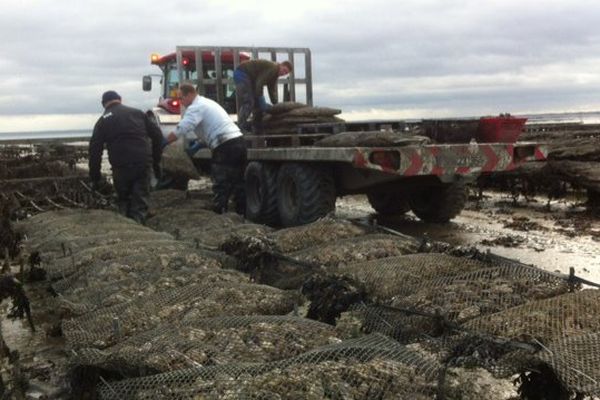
[234,70,253,131]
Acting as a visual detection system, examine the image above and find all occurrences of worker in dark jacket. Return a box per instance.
[233,59,292,133]
[89,90,163,224]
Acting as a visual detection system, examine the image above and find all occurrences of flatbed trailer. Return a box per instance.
[192,131,547,226]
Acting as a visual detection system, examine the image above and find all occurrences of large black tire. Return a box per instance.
[245,161,280,226]
[367,192,410,215]
[276,163,336,227]
[408,183,467,223]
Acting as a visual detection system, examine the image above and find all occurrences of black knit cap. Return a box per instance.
[101,90,121,106]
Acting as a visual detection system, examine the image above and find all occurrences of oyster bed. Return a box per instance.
[9,192,600,398]
[269,216,370,253]
[463,289,600,343]
[56,268,247,316]
[97,334,441,400]
[63,280,301,349]
[146,208,245,234]
[255,233,421,289]
[391,265,570,324]
[332,253,492,301]
[75,315,339,373]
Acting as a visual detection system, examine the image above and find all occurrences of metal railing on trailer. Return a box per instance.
[174,46,313,115]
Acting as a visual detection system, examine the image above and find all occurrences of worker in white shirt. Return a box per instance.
[167,82,246,215]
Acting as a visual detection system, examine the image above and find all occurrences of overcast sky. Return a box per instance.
[1,0,600,132]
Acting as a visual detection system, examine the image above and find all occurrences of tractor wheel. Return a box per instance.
[276,163,336,227]
[367,192,410,215]
[244,161,280,226]
[408,183,467,223]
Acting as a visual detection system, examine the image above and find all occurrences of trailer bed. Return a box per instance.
[194,141,547,179]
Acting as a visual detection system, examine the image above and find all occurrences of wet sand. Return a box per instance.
[336,191,600,283]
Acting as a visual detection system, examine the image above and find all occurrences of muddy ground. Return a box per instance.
[336,190,600,283]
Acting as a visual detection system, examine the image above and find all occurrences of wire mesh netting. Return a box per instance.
[267,216,372,253]
[74,315,340,374]
[180,223,274,249]
[390,263,569,324]
[17,209,136,236]
[96,334,442,400]
[49,247,234,295]
[463,289,600,343]
[538,332,600,395]
[334,263,570,341]
[146,208,245,234]
[331,253,494,301]
[43,240,200,280]
[54,268,248,316]
[63,280,301,350]
[29,230,176,262]
[252,233,422,290]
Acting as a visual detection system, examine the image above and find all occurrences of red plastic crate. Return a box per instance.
[477,116,527,143]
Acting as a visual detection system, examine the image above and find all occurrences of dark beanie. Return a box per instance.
[101,90,121,106]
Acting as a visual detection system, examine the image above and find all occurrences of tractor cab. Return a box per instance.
[143,46,313,119]
[144,50,244,114]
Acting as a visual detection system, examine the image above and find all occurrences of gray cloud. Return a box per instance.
[1,0,600,129]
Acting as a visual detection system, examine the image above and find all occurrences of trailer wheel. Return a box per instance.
[408,183,467,223]
[245,161,280,226]
[277,163,336,227]
[367,192,410,215]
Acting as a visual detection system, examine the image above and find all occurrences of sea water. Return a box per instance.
[1,111,600,143]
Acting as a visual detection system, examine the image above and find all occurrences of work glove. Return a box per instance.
[186,140,206,157]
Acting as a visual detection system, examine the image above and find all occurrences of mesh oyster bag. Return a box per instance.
[332,253,493,301]
[254,233,422,290]
[538,332,600,396]
[336,264,569,342]
[264,101,307,115]
[17,209,143,245]
[63,280,301,350]
[391,263,570,323]
[50,245,234,295]
[44,240,194,280]
[74,315,339,374]
[314,131,429,147]
[146,209,245,235]
[267,216,370,253]
[463,289,600,344]
[54,268,247,316]
[179,223,274,249]
[29,230,175,262]
[97,334,441,400]
[161,138,200,180]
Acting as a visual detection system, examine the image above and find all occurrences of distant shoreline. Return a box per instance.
[1,110,600,138]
